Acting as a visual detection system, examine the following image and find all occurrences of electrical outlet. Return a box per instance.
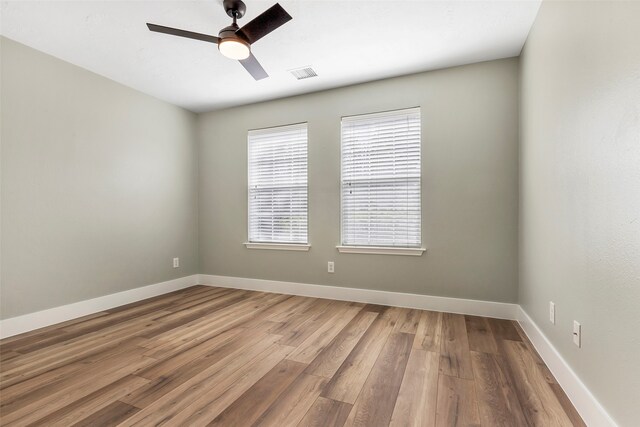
[173,257,180,268]
[327,261,334,273]
[549,301,556,324]
[573,321,581,347]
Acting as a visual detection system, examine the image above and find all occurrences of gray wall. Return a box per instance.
[519,2,640,425]
[198,58,519,303]
[0,37,199,319]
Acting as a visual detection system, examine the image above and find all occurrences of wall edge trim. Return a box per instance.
[198,274,518,319]
[0,274,200,339]
[517,306,618,427]
[1,272,615,427]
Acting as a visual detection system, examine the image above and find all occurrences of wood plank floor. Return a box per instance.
[0,286,585,426]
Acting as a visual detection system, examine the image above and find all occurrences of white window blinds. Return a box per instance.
[341,107,421,248]
[248,123,308,244]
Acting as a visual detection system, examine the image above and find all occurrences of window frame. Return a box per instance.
[246,122,310,249]
[338,107,425,255]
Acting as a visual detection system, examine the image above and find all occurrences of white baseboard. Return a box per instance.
[0,272,617,426]
[517,307,617,427]
[200,274,616,426]
[0,274,200,339]
[198,274,519,320]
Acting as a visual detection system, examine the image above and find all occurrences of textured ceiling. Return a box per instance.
[0,0,541,112]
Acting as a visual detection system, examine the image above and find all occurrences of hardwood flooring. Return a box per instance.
[0,286,585,426]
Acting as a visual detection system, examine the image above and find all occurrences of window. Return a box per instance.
[340,107,423,252]
[248,123,308,247]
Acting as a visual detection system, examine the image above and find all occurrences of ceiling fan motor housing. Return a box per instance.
[218,24,249,46]
[146,1,291,79]
[223,0,247,19]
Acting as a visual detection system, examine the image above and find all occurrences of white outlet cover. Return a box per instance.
[328,261,334,273]
[549,301,555,324]
[573,320,581,347]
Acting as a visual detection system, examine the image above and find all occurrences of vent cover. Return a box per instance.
[289,67,318,80]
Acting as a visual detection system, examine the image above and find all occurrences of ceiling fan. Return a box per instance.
[146,0,292,80]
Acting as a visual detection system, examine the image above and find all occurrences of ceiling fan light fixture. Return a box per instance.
[218,38,250,60]
[147,0,292,80]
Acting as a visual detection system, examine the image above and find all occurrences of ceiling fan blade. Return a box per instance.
[239,53,268,80]
[147,23,220,44]
[235,3,292,44]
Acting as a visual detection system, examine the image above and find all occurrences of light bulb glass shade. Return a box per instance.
[218,39,250,60]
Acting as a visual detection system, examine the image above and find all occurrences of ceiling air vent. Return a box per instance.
[289,66,318,80]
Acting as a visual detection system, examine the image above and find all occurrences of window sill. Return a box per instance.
[336,245,426,256]
[244,242,311,251]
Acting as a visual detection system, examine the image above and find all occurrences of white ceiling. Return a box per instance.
[0,0,541,112]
